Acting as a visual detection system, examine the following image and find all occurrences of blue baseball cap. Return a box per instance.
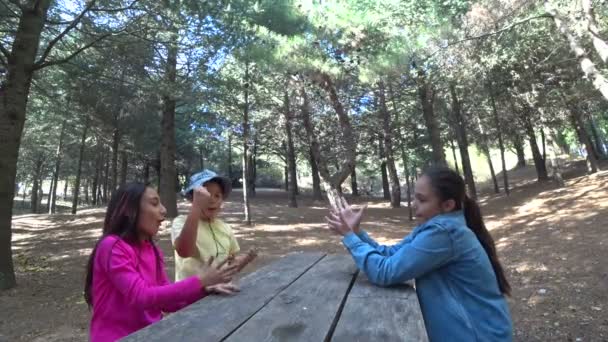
[183,169,232,198]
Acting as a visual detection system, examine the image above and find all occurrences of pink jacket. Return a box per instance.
[90,235,206,341]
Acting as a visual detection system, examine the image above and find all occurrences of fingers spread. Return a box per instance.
[207,256,215,267]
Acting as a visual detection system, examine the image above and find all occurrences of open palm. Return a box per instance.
[329,197,366,234]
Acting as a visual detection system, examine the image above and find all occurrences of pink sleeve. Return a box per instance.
[99,238,205,311]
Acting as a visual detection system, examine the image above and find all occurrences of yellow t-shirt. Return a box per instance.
[171,215,240,281]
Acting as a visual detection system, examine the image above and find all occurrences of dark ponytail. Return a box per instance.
[463,195,511,296]
[423,166,511,296]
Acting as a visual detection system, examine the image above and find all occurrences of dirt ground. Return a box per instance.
[1,163,608,341]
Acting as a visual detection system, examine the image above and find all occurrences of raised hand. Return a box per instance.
[325,210,352,236]
[197,256,239,288]
[191,186,211,213]
[231,249,258,272]
[331,197,367,234]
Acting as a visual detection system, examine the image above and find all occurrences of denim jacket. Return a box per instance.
[342,211,513,342]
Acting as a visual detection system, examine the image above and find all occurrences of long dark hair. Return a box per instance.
[84,183,162,307]
[423,166,511,296]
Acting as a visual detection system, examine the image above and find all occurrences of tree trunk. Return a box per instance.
[63,176,69,201]
[91,177,96,205]
[379,137,391,200]
[401,147,414,221]
[103,149,110,203]
[283,91,298,208]
[50,120,66,214]
[248,137,256,197]
[119,151,127,187]
[143,159,150,185]
[30,157,44,214]
[154,154,161,190]
[242,62,252,225]
[309,146,323,201]
[72,118,90,214]
[541,128,547,163]
[418,74,446,164]
[450,138,460,175]
[198,146,204,171]
[476,98,499,195]
[546,2,608,101]
[489,91,510,195]
[84,178,89,204]
[37,177,44,213]
[513,134,527,168]
[183,160,191,190]
[546,131,566,187]
[308,72,356,194]
[159,39,179,218]
[483,145,500,194]
[284,165,289,192]
[378,82,401,208]
[0,0,53,290]
[449,83,477,200]
[569,105,600,173]
[91,163,97,206]
[584,124,601,161]
[389,82,412,217]
[350,167,359,197]
[227,134,232,178]
[555,130,571,155]
[299,79,354,208]
[46,176,54,213]
[412,128,420,179]
[589,115,605,157]
[522,113,549,180]
[582,0,608,63]
[92,150,101,205]
[110,127,119,193]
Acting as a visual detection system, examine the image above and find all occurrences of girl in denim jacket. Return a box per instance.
[327,166,513,342]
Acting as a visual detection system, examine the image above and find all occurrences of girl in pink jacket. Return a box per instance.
[84,183,238,341]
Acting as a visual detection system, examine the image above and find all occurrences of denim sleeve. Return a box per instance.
[343,226,453,286]
[356,230,413,256]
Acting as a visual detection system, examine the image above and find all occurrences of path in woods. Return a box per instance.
[1,164,608,341]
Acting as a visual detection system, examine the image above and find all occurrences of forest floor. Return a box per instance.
[1,161,608,341]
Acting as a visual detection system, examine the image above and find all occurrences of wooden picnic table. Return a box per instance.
[123,252,428,342]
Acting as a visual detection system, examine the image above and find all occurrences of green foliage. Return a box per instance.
[9,0,608,204]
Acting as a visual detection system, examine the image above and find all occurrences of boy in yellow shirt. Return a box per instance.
[171,170,256,293]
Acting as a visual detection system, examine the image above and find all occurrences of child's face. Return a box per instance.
[201,181,224,220]
[413,175,455,224]
[137,187,167,238]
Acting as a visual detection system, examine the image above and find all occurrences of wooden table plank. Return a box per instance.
[330,274,428,342]
[224,254,358,342]
[123,252,325,342]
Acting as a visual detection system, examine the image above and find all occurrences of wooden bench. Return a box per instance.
[123,252,428,341]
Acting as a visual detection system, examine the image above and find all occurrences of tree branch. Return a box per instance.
[90,0,140,13]
[426,13,553,60]
[33,32,112,70]
[582,0,608,63]
[0,0,21,17]
[35,0,98,67]
[5,0,24,11]
[44,18,77,26]
[0,41,9,60]
[460,14,552,42]
[33,8,147,71]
